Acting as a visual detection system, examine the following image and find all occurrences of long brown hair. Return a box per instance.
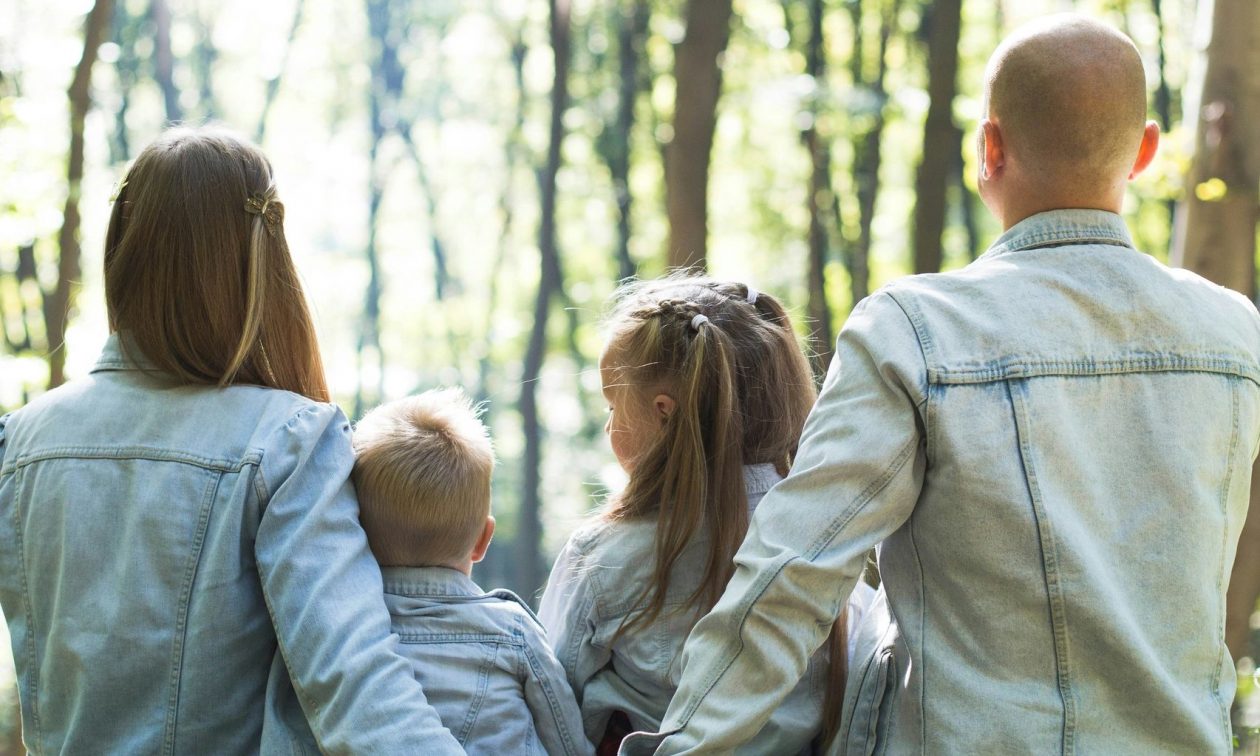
[603,274,849,746]
[104,126,329,402]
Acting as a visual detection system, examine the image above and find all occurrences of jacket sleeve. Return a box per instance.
[254,402,462,755]
[538,534,614,741]
[622,291,928,755]
[521,616,597,756]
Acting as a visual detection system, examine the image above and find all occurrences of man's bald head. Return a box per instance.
[984,15,1148,187]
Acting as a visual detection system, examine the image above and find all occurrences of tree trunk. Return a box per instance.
[150,0,182,124]
[847,0,900,306]
[665,0,733,270]
[518,0,571,602]
[607,0,649,281]
[912,0,961,275]
[1171,0,1260,665]
[47,0,114,389]
[793,0,837,374]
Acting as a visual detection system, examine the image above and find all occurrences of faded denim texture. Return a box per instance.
[622,210,1260,755]
[541,464,876,754]
[383,566,592,756]
[0,334,461,755]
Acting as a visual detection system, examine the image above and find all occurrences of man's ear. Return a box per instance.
[1129,120,1160,180]
[980,119,1005,180]
[652,394,676,424]
[470,515,495,564]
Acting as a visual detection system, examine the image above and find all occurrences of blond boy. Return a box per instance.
[353,389,592,756]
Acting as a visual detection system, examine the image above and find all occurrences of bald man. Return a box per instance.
[621,15,1260,755]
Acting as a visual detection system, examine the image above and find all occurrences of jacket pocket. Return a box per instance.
[841,645,897,756]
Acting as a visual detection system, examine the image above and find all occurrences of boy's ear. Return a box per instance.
[653,394,677,423]
[470,515,495,564]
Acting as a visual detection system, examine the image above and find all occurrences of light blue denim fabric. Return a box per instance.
[0,333,462,755]
[621,210,1260,755]
[540,464,876,753]
[382,566,592,756]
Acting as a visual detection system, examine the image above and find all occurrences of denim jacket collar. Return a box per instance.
[91,332,156,373]
[381,566,483,599]
[980,209,1134,261]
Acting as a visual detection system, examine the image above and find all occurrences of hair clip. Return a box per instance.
[745,285,759,305]
[244,193,284,237]
[690,314,709,330]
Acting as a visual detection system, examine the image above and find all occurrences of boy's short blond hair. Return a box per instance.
[352,388,494,567]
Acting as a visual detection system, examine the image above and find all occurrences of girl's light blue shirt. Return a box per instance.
[539,464,875,753]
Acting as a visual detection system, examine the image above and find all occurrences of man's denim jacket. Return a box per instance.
[382,566,592,755]
[0,334,461,754]
[623,210,1260,755]
[541,464,876,753]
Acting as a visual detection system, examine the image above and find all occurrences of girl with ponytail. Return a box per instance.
[539,274,875,754]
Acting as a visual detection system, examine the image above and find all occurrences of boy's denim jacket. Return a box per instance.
[622,210,1260,755]
[0,334,461,755]
[540,464,876,753]
[382,566,593,755]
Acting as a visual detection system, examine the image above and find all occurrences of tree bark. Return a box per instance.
[150,0,182,124]
[47,0,114,389]
[912,0,961,275]
[606,0,649,281]
[1171,0,1260,665]
[847,0,900,306]
[518,0,571,601]
[792,0,837,374]
[665,0,733,270]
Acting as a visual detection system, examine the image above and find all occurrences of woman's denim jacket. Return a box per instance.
[623,210,1260,755]
[540,464,875,754]
[383,566,593,755]
[0,334,461,754]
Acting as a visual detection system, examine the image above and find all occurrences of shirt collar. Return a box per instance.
[744,463,782,498]
[381,565,484,599]
[91,332,157,373]
[979,209,1134,261]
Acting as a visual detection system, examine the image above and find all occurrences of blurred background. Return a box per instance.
[1,0,1258,750]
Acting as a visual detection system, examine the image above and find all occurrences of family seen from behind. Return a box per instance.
[1,13,1258,756]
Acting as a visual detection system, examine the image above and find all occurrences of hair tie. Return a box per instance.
[690,313,709,330]
[244,193,284,237]
[745,285,759,305]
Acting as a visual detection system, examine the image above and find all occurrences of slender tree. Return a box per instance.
[784,0,840,373]
[1171,0,1260,665]
[518,0,572,601]
[847,0,900,306]
[601,0,650,281]
[150,0,182,124]
[912,0,962,274]
[665,0,733,270]
[47,0,115,389]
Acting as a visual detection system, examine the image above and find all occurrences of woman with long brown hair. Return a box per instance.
[0,128,460,754]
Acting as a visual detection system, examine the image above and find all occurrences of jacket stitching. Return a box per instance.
[3,446,260,474]
[1007,379,1076,754]
[522,625,582,755]
[929,357,1260,386]
[1211,378,1241,746]
[162,470,223,755]
[11,466,43,753]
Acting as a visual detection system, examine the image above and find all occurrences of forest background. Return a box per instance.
[1,0,1258,750]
